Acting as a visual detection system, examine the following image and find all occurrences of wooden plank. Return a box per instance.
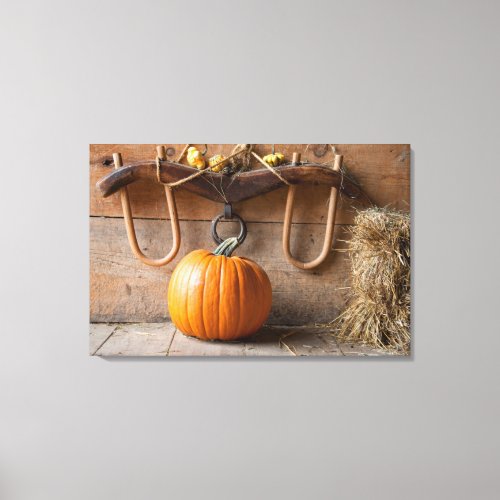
[93,322,176,356]
[168,331,248,357]
[90,322,402,357]
[89,323,116,355]
[90,217,351,325]
[338,342,400,357]
[275,327,343,356]
[243,327,291,356]
[168,327,306,357]
[90,144,410,224]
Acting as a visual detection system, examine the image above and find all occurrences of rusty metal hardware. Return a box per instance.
[211,203,247,245]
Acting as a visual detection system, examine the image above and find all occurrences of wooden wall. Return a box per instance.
[90,144,410,325]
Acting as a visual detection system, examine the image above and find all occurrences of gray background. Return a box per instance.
[1,0,499,499]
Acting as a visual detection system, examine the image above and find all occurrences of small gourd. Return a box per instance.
[187,146,206,170]
[208,154,227,173]
[263,152,285,167]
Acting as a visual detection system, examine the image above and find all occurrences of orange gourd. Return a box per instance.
[168,237,272,341]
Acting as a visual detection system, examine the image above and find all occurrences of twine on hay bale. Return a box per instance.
[334,207,411,354]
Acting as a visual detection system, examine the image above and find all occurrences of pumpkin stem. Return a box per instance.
[213,237,240,257]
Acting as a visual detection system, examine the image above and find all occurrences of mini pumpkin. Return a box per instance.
[263,152,285,167]
[187,146,206,169]
[168,238,272,341]
[208,154,227,173]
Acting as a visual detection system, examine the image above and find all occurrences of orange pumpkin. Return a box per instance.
[168,237,272,341]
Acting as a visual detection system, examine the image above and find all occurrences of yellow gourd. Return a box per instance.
[263,152,285,167]
[187,147,206,169]
[208,154,227,173]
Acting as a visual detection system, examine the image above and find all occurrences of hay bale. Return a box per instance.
[335,207,410,354]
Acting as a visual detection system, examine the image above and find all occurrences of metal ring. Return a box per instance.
[211,212,247,245]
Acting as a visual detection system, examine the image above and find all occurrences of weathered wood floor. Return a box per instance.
[90,322,400,357]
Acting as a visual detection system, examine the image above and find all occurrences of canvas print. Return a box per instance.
[90,144,410,356]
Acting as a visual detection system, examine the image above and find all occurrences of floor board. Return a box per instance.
[90,323,400,357]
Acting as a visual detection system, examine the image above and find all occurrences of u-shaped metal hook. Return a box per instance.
[282,154,343,270]
[113,148,180,267]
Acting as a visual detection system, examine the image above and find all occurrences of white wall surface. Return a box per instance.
[0,1,499,499]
